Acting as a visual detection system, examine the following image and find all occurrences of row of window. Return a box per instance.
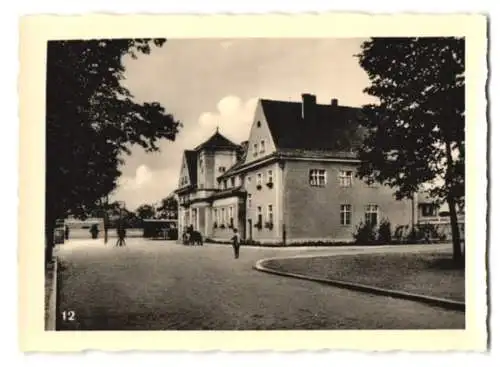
[212,204,275,229]
[340,204,379,226]
[202,168,375,191]
[252,139,267,158]
[310,169,352,187]
[220,176,239,190]
[188,203,379,229]
[180,176,189,186]
[213,206,235,227]
[248,169,273,187]
[218,169,275,191]
[309,169,376,188]
[255,204,273,225]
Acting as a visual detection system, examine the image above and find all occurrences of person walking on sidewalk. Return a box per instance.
[231,227,241,259]
[116,225,127,247]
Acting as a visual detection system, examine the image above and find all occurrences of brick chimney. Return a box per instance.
[331,98,338,107]
[301,93,317,122]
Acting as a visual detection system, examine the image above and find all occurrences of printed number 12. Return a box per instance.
[62,310,76,321]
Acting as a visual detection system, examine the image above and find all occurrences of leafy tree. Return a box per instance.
[45,39,181,262]
[121,209,142,229]
[356,37,465,263]
[135,204,156,220]
[156,195,178,219]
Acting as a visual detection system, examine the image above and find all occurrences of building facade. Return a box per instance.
[416,193,465,241]
[175,94,415,244]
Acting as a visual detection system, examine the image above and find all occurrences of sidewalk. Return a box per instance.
[44,259,57,330]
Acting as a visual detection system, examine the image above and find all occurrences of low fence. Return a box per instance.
[64,228,144,240]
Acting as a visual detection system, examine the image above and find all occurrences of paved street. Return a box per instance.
[56,239,465,330]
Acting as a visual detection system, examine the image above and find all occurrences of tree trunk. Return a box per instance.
[447,195,463,263]
[444,140,464,265]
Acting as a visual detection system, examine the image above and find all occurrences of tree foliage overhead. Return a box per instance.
[46,39,181,226]
[355,37,465,205]
[355,37,465,263]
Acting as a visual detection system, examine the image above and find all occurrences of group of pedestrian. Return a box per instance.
[86,223,126,247]
[62,222,126,248]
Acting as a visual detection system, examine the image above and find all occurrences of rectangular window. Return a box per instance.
[218,166,226,173]
[253,143,258,157]
[267,204,273,223]
[248,194,252,208]
[247,175,252,185]
[260,139,265,153]
[422,204,436,217]
[340,204,352,226]
[365,204,378,226]
[224,180,228,190]
[229,206,234,227]
[257,206,262,225]
[214,208,218,225]
[230,177,235,188]
[267,169,273,183]
[309,169,327,187]
[257,173,262,186]
[339,170,353,187]
[221,208,226,225]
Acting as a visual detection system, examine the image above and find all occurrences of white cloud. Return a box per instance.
[197,95,258,144]
[113,165,178,211]
[119,164,153,191]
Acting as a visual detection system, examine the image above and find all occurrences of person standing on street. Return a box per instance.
[231,227,241,259]
[116,225,127,247]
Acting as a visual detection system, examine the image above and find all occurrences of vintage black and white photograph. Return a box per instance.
[16,13,488,352]
[40,34,472,332]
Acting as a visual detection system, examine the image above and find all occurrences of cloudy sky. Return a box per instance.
[111,38,377,210]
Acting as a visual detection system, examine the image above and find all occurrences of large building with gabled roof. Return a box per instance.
[175,94,414,244]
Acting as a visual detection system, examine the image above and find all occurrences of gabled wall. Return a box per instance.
[177,153,192,188]
[244,101,277,165]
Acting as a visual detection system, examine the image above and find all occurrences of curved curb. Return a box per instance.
[254,257,465,312]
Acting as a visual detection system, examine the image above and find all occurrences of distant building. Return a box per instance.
[175,94,416,244]
[416,192,465,241]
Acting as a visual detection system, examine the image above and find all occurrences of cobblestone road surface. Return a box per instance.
[56,239,465,330]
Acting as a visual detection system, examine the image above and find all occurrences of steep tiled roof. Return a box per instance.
[184,150,198,185]
[261,99,365,152]
[194,130,240,151]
